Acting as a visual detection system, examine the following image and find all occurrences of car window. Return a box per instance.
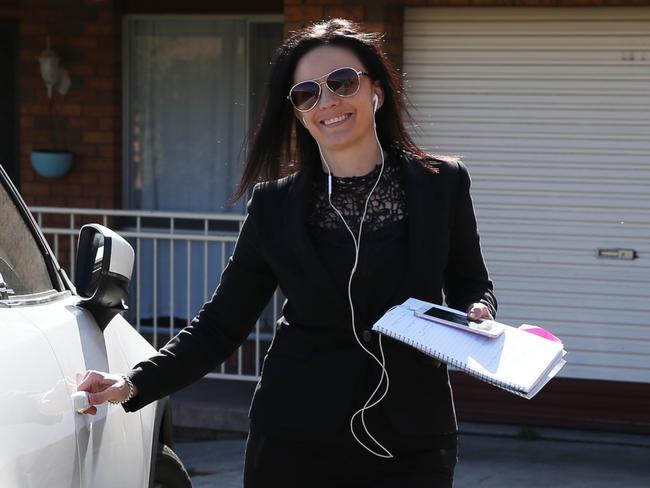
[0,183,54,297]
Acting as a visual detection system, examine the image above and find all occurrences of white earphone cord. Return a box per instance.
[314,96,394,459]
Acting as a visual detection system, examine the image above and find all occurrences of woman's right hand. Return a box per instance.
[76,370,135,415]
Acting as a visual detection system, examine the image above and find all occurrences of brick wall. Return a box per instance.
[284,1,405,69]
[6,0,122,209]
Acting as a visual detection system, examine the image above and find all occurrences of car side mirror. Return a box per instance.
[75,224,134,331]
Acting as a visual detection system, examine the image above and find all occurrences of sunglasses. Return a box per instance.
[287,67,369,113]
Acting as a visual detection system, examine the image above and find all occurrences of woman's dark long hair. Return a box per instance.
[232,18,427,202]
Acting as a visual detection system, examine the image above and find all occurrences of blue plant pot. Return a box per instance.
[31,151,73,178]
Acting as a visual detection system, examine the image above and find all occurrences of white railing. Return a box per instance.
[31,206,280,381]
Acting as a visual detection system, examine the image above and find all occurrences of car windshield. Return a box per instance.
[0,180,54,298]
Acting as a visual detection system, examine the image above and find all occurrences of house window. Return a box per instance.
[124,17,283,214]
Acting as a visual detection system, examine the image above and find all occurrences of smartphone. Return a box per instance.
[415,304,504,338]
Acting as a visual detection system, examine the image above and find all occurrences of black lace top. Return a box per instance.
[307,154,407,232]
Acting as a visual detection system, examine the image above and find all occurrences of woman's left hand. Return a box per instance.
[466,302,493,322]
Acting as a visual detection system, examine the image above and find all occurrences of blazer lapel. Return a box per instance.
[284,164,350,309]
[393,154,443,302]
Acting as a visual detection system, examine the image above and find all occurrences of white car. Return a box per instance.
[0,165,191,488]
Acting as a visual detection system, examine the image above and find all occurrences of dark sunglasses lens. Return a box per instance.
[327,68,359,96]
[291,82,319,111]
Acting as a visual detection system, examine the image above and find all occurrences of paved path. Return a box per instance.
[174,425,650,487]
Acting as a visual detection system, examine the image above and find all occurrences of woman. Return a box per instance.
[79,18,496,487]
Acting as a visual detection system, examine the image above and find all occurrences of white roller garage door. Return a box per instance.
[403,8,650,383]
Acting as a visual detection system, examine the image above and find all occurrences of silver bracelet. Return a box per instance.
[109,375,135,404]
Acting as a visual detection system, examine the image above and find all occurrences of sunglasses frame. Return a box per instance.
[287,67,369,113]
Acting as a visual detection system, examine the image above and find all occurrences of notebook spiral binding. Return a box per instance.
[380,327,525,395]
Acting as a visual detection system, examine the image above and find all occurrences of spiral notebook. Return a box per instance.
[372,298,567,399]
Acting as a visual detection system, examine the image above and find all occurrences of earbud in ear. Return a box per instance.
[372,94,379,113]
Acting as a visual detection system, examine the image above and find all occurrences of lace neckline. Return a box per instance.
[317,161,384,189]
[308,153,407,233]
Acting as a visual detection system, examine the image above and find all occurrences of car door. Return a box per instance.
[13,298,150,487]
[0,173,81,486]
[0,167,151,487]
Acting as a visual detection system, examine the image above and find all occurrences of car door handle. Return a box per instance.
[71,391,91,413]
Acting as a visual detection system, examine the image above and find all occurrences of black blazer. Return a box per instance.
[124,149,497,444]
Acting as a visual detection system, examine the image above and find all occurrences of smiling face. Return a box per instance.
[292,45,382,153]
